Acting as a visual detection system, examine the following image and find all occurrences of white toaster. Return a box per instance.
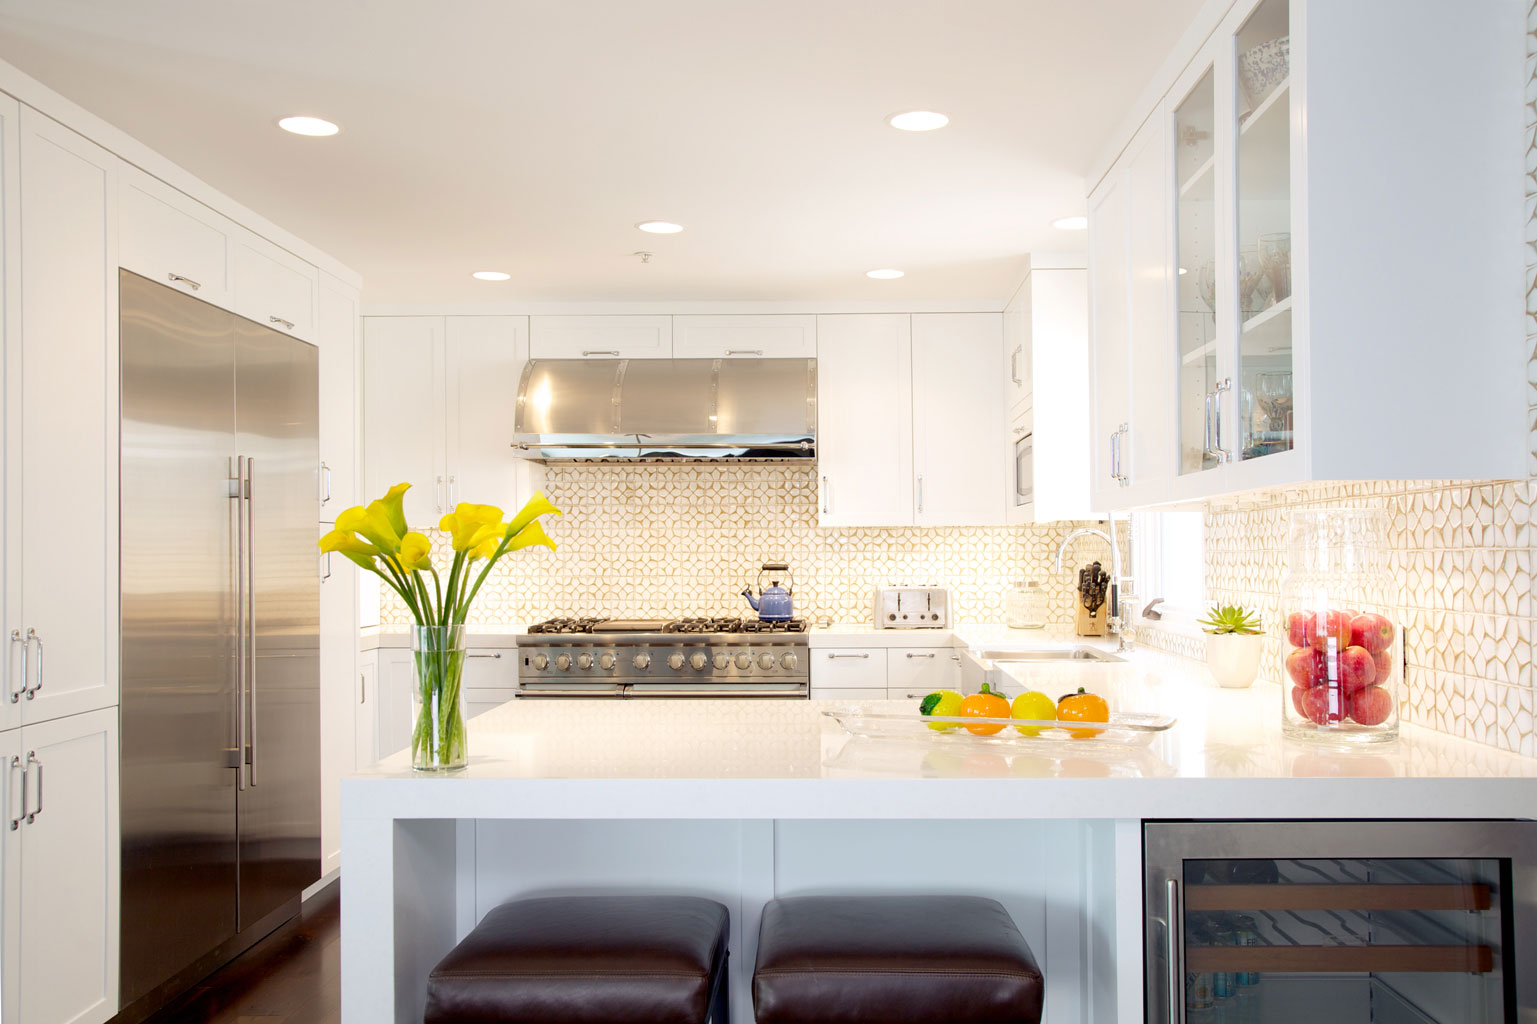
[874,587,950,628]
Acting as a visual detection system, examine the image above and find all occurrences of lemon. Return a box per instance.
[1010,690,1056,737]
[919,689,964,732]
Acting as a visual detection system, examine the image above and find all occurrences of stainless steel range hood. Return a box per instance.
[512,358,816,461]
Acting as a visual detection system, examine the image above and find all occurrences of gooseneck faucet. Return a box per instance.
[1052,518,1131,652]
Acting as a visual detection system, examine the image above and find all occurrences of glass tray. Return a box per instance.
[822,705,1177,749]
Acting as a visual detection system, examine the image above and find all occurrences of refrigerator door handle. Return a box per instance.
[232,455,247,790]
[245,457,257,787]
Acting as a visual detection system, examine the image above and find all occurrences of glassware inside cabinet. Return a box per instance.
[1175,67,1219,476]
[1234,0,1294,462]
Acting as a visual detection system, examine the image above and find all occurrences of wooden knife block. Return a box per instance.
[1075,600,1107,637]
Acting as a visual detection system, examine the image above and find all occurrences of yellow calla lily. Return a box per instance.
[440,502,504,552]
[376,482,411,541]
[318,528,380,572]
[337,502,403,555]
[398,532,433,572]
[507,519,556,552]
[504,491,562,538]
[469,534,501,561]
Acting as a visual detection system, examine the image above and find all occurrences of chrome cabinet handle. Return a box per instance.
[320,460,332,505]
[321,552,332,582]
[1010,345,1023,385]
[1012,426,1028,437]
[167,272,202,291]
[1203,389,1217,460]
[466,652,503,660]
[826,653,870,660]
[916,475,925,514]
[232,456,247,791]
[448,475,457,507]
[9,630,25,704]
[581,349,620,357]
[25,628,41,699]
[905,652,936,659]
[725,349,763,356]
[245,458,257,787]
[25,751,40,824]
[1165,877,1183,1023]
[436,475,444,513]
[9,756,22,830]
[1110,429,1119,483]
[821,475,829,515]
[1116,423,1130,487]
[1213,377,1233,463]
[359,673,366,704]
[268,315,295,330]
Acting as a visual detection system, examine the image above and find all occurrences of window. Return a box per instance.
[1130,504,1206,632]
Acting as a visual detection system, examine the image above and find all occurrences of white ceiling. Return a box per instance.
[0,0,1203,304]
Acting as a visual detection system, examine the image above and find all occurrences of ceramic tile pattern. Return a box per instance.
[377,464,1120,629]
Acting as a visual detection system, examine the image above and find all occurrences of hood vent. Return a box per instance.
[512,358,816,462]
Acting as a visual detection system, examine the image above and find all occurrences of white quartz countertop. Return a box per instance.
[360,622,1068,650]
[342,639,1537,821]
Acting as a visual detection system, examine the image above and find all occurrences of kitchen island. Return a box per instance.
[340,656,1537,1024]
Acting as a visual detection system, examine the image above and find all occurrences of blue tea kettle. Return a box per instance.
[741,562,795,621]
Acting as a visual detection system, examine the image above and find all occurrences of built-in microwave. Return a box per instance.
[1012,424,1033,508]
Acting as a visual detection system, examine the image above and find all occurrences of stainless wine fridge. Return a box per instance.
[1145,820,1537,1023]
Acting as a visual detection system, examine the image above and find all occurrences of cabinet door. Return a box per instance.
[1,727,19,1024]
[376,650,416,760]
[362,317,446,528]
[809,649,887,689]
[446,316,544,513]
[1028,269,1094,523]
[0,96,17,734]
[887,648,962,698]
[1002,281,1031,414]
[672,315,816,358]
[529,315,671,359]
[1005,407,1033,527]
[815,315,913,526]
[16,108,119,725]
[461,649,518,688]
[319,549,357,876]
[1087,167,1132,512]
[19,707,119,1024]
[911,313,1005,526]
[233,234,316,341]
[354,658,377,770]
[1124,116,1174,506]
[317,277,360,516]
[117,166,234,310]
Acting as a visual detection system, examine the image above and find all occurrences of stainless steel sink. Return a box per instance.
[976,647,1123,664]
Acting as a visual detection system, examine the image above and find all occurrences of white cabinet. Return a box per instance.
[886,647,962,698]
[815,315,913,527]
[355,659,378,770]
[8,107,119,726]
[1002,293,1031,415]
[911,314,1005,526]
[317,274,361,515]
[672,315,815,358]
[118,165,234,309]
[234,233,316,341]
[363,316,544,529]
[809,649,887,694]
[529,315,671,359]
[319,548,358,876]
[2,708,121,1024]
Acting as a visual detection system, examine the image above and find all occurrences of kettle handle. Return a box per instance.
[757,563,795,596]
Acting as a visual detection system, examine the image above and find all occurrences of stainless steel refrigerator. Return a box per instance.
[117,269,321,1021]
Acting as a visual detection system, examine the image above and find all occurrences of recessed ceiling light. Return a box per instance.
[866,268,905,279]
[636,221,683,234]
[888,111,949,132]
[277,115,340,137]
[472,271,511,281]
[1051,216,1088,231]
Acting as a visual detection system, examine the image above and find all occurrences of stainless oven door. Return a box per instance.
[1012,430,1033,507]
[1144,819,1537,1024]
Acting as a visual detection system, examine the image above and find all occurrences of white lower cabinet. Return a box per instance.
[355,659,378,771]
[359,646,517,765]
[808,649,887,696]
[886,647,963,698]
[2,708,120,1024]
[319,549,358,876]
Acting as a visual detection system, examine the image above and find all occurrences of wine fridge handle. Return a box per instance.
[1165,877,1183,1024]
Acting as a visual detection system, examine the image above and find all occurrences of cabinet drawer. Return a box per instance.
[529,315,671,359]
[119,168,234,308]
[461,649,518,688]
[887,647,962,695]
[672,315,815,358]
[234,235,316,340]
[809,648,887,689]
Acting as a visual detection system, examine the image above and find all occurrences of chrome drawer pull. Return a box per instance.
[168,272,202,291]
[905,652,936,659]
[581,349,620,357]
[725,349,763,356]
[466,653,502,660]
[269,315,295,330]
[826,653,870,660]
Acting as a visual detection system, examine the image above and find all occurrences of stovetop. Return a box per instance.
[526,616,808,636]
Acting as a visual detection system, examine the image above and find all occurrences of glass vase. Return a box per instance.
[1279,509,1399,743]
[411,625,468,771]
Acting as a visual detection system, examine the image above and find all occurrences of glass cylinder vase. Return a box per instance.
[411,625,468,771]
[1279,509,1400,743]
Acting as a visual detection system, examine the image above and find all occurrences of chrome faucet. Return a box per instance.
[1052,518,1131,652]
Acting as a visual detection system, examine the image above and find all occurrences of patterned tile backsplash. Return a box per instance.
[375,464,1119,630]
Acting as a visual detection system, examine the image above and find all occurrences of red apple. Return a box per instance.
[1349,613,1396,655]
[1286,611,1312,648]
[1348,685,1394,726]
[1290,685,1310,717]
[1372,647,1394,680]
[1286,647,1326,688]
[1339,646,1378,693]
[1310,610,1353,648]
[1299,685,1345,725]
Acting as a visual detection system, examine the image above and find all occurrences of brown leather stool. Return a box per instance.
[752,895,1043,1024]
[425,894,731,1024]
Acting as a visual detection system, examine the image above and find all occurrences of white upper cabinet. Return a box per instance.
[234,233,317,341]
[672,315,816,359]
[1087,164,1133,513]
[911,314,1005,526]
[362,317,446,527]
[1002,289,1031,415]
[11,107,120,725]
[118,165,234,309]
[529,315,671,359]
[317,274,361,517]
[815,315,913,526]
[445,316,544,512]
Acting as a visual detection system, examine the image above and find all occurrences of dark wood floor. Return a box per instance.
[146,881,341,1024]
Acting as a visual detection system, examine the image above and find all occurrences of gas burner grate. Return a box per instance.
[742,618,808,633]
[528,617,610,634]
[665,617,746,634]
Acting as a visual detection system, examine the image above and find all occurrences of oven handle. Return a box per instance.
[624,689,809,699]
[514,688,626,699]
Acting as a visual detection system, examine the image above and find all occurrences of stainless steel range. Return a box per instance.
[516,617,810,699]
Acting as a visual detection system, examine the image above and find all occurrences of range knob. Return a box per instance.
[690,652,709,671]
[734,652,752,670]
[598,652,616,671]
[780,652,799,670]
[576,653,593,670]
[713,653,731,670]
[668,652,685,670]
[758,653,776,670]
[531,654,549,671]
[633,652,651,670]
[554,653,572,671]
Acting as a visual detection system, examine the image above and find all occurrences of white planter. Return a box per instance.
[1206,632,1263,689]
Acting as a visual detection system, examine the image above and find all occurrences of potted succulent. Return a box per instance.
[1199,604,1264,689]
